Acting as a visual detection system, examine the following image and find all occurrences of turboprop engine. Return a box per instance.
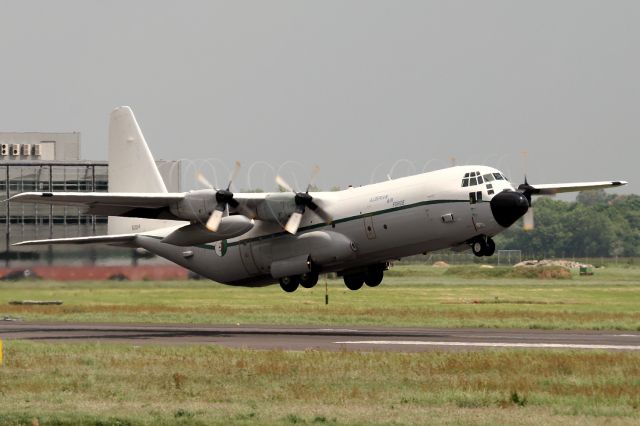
[269,231,357,279]
[255,193,297,224]
[168,190,218,223]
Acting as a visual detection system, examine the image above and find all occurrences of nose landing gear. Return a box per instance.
[470,236,496,257]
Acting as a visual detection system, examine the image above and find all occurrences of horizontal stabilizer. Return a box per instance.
[13,234,137,247]
[523,180,627,195]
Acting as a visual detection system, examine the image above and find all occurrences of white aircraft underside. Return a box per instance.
[9,107,628,292]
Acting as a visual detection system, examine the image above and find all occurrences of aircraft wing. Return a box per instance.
[526,181,627,195]
[8,191,186,218]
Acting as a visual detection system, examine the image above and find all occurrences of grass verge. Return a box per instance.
[1,265,640,330]
[1,341,639,425]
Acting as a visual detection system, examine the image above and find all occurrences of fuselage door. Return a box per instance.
[238,242,260,275]
[468,190,483,232]
[364,215,377,239]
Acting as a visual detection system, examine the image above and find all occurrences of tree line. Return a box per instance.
[495,190,640,257]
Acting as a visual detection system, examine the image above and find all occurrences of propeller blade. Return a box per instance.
[206,208,225,232]
[284,211,303,234]
[196,172,214,189]
[523,208,534,231]
[307,200,332,224]
[275,175,295,193]
[226,160,241,190]
[306,165,320,192]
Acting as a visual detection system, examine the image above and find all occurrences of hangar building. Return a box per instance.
[0,132,180,266]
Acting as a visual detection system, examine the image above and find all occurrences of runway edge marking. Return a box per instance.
[334,341,640,350]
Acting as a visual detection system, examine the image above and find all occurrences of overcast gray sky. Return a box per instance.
[0,1,637,194]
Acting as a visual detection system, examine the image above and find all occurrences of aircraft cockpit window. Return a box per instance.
[462,171,491,187]
[493,173,504,180]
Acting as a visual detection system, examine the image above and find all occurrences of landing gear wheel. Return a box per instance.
[343,274,365,291]
[299,272,319,289]
[279,276,300,293]
[471,239,487,257]
[485,238,496,256]
[364,268,383,287]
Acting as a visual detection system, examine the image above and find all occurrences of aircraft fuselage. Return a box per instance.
[135,165,514,286]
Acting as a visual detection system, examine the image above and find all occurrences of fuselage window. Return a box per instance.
[493,173,504,180]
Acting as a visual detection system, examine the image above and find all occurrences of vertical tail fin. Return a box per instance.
[108,107,181,235]
[108,106,167,194]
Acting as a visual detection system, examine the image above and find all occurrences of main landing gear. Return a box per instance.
[278,264,387,292]
[343,264,385,291]
[279,272,319,292]
[470,236,496,257]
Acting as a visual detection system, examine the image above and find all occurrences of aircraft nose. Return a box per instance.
[490,191,529,228]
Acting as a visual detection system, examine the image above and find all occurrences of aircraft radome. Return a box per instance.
[9,107,628,292]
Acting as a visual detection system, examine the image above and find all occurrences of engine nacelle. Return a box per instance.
[255,193,296,223]
[169,189,216,222]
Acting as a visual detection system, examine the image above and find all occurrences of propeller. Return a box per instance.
[518,176,535,231]
[196,161,242,232]
[275,166,332,234]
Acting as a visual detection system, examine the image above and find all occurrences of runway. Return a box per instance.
[2,322,640,352]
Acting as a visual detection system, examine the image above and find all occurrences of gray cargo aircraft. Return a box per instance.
[10,107,627,291]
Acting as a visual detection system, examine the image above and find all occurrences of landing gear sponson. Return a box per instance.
[469,235,496,257]
[278,263,387,292]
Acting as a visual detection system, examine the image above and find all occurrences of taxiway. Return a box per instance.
[1,322,639,352]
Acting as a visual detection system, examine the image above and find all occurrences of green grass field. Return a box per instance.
[1,264,640,425]
[1,341,640,425]
[1,265,639,330]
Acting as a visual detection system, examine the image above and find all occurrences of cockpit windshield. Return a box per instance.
[461,170,508,187]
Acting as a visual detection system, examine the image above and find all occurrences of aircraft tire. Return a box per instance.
[364,268,383,287]
[299,272,319,289]
[344,274,364,291]
[471,239,487,257]
[279,276,300,293]
[484,238,496,256]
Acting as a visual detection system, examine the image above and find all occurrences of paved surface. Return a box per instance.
[2,321,640,352]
